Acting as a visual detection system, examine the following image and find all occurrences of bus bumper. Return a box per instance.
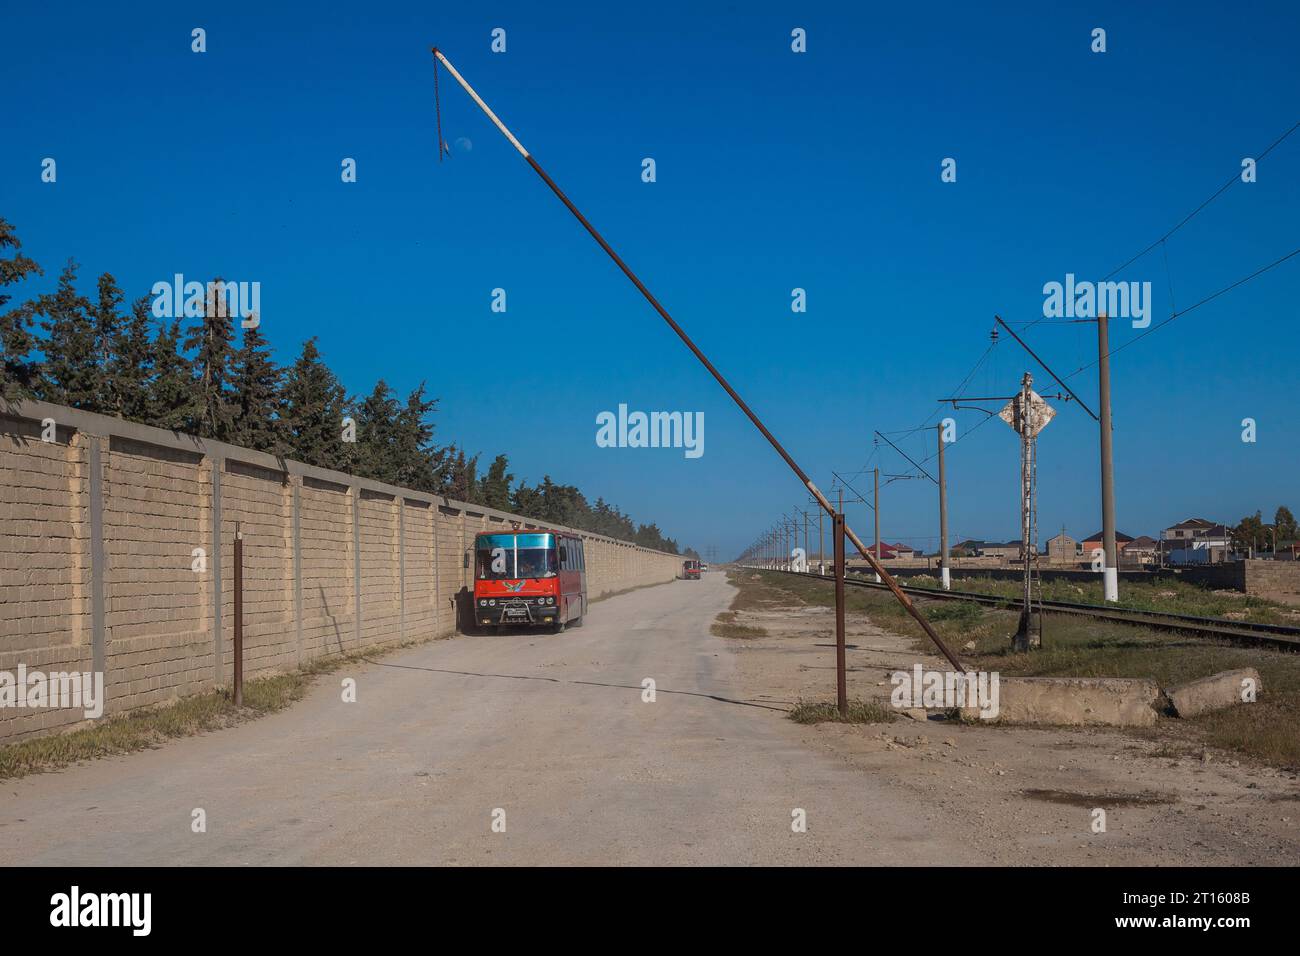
[475,599,560,628]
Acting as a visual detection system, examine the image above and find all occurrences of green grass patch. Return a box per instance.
[0,672,310,780]
[788,698,896,725]
[741,569,1300,769]
[908,574,1294,626]
[709,610,768,639]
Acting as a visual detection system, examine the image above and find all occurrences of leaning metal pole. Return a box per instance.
[431,48,965,672]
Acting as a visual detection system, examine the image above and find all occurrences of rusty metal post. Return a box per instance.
[431,48,966,673]
[233,521,244,706]
[834,513,847,716]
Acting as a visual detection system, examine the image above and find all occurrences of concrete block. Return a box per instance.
[1167,668,1262,719]
[962,676,1161,727]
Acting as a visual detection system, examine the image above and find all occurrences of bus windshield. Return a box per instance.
[475,533,557,580]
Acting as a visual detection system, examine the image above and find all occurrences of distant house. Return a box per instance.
[1123,535,1159,566]
[1158,518,1231,564]
[980,540,1024,560]
[1046,532,1078,564]
[1080,531,1135,556]
[1162,517,1216,543]
[861,542,917,561]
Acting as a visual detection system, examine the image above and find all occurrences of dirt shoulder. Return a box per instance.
[718,570,1300,866]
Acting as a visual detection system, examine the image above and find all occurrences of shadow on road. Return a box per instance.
[355,656,788,712]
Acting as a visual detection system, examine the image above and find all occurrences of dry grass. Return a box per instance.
[788,699,896,725]
[0,634,447,779]
[0,673,309,780]
[735,570,1300,768]
[709,610,767,639]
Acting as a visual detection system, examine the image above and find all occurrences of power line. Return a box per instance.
[1101,120,1299,282]
[1067,244,1300,378]
[1021,118,1300,336]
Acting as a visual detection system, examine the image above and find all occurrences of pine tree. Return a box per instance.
[439,446,480,502]
[111,296,156,423]
[0,217,44,401]
[354,380,403,482]
[89,273,126,413]
[182,279,237,441]
[479,454,514,511]
[228,324,284,453]
[392,384,440,491]
[150,318,196,430]
[282,337,348,469]
[38,260,99,409]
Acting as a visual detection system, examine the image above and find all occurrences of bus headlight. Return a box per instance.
[488,599,496,606]
[547,596,554,605]
[478,599,487,607]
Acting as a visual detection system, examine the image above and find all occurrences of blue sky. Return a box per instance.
[3,1,1298,558]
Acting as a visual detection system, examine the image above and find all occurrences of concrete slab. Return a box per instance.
[1167,668,1262,719]
[962,676,1161,727]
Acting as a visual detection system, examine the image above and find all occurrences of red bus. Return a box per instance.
[682,559,701,580]
[473,529,587,633]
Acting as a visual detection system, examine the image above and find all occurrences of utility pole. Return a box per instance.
[873,467,882,583]
[834,512,847,717]
[837,488,844,576]
[1014,373,1034,651]
[818,505,824,575]
[798,507,810,572]
[1098,313,1119,602]
[937,423,950,591]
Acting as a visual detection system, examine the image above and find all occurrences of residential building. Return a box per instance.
[1158,518,1231,565]
[1080,530,1135,556]
[1046,532,1078,564]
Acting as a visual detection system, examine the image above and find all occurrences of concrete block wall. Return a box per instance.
[0,398,682,744]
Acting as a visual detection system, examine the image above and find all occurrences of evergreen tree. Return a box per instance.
[439,445,480,502]
[479,454,514,511]
[282,337,348,469]
[37,260,98,409]
[0,217,44,400]
[390,385,439,491]
[354,380,403,482]
[90,272,126,413]
[182,279,237,441]
[228,324,284,453]
[111,296,156,422]
[150,318,196,430]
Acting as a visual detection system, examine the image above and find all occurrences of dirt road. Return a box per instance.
[2,573,983,866]
[6,571,1295,866]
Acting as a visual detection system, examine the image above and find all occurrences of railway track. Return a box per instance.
[764,569,1300,650]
